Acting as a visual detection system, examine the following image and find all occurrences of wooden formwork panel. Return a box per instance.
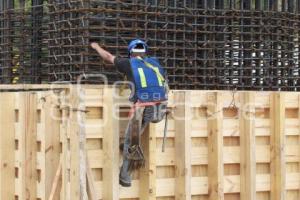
[0,90,62,200]
[0,85,299,200]
[78,87,300,200]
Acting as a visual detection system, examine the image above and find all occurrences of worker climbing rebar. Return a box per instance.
[91,39,169,187]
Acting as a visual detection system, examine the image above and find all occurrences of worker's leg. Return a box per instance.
[119,107,144,187]
[119,117,133,187]
[119,104,166,186]
[120,104,167,151]
[140,103,167,134]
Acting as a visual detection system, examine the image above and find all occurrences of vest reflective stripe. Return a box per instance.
[153,66,163,86]
[138,68,147,88]
[136,57,165,83]
[143,61,165,82]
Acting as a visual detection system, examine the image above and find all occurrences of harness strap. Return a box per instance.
[136,57,165,83]
[128,101,162,118]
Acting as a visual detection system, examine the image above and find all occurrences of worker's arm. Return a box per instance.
[91,42,116,64]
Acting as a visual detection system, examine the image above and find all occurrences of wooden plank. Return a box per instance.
[19,92,38,200]
[61,90,69,200]
[78,89,88,199]
[0,84,110,91]
[18,93,26,200]
[270,92,286,200]
[26,92,38,200]
[240,92,256,200]
[69,89,80,199]
[155,144,300,166]
[102,88,119,199]
[207,92,224,200]
[36,92,45,199]
[38,172,300,199]
[44,93,61,199]
[174,91,191,200]
[69,87,87,200]
[101,172,300,198]
[139,123,157,199]
[48,158,62,200]
[0,93,15,199]
[86,159,97,200]
[0,84,69,90]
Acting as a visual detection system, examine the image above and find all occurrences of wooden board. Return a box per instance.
[102,88,119,200]
[270,93,286,200]
[0,93,15,199]
[207,92,224,200]
[240,92,256,200]
[174,91,192,200]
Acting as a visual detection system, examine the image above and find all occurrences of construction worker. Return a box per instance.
[91,39,168,187]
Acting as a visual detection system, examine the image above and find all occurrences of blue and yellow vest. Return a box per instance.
[130,57,167,102]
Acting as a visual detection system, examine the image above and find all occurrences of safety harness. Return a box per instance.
[136,56,165,85]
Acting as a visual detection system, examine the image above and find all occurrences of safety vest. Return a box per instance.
[130,57,167,102]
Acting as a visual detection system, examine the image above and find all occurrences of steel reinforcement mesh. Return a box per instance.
[0,0,300,91]
[0,1,47,84]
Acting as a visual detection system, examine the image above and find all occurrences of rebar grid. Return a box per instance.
[0,0,47,84]
[0,0,300,90]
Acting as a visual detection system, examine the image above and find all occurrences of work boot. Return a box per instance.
[119,136,138,152]
[119,176,131,187]
[119,159,132,187]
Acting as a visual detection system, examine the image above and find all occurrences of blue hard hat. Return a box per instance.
[128,39,148,54]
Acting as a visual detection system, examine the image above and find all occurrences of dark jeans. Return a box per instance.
[119,103,166,185]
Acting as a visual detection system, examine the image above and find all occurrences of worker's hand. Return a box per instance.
[90,42,116,64]
[90,42,99,50]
